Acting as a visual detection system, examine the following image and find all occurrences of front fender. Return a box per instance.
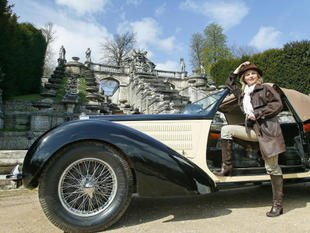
[23,119,215,196]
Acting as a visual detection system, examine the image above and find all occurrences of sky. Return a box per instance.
[8,0,310,73]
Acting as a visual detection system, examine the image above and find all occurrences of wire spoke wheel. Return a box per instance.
[39,142,133,232]
[59,158,117,216]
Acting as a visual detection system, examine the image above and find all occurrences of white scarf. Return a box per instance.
[243,84,255,118]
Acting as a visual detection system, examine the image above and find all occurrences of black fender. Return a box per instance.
[23,119,216,196]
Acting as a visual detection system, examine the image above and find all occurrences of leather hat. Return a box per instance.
[239,63,263,76]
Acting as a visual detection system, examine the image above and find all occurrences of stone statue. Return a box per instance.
[132,49,147,65]
[180,58,185,72]
[130,49,155,73]
[146,60,155,72]
[85,48,91,62]
[59,45,66,60]
[200,63,205,75]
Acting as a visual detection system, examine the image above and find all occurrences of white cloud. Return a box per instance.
[180,0,249,29]
[51,23,110,64]
[13,1,111,64]
[118,18,176,52]
[55,0,109,15]
[156,60,179,71]
[250,26,282,50]
[117,18,185,70]
[130,18,160,49]
[159,37,175,51]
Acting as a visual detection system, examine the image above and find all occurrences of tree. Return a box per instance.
[189,32,204,71]
[210,40,310,94]
[0,0,46,98]
[101,32,136,66]
[202,23,232,74]
[230,44,258,58]
[41,22,56,76]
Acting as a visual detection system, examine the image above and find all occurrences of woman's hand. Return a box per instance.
[248,114,256,121]
[233,61,250,74]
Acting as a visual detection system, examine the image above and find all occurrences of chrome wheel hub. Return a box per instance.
[58,158,117,217]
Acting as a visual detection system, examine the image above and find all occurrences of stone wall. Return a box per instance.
[0,131,41,150]
[0,99,78,149]
[3,100,68,130]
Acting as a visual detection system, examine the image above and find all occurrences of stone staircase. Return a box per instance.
[41,63,66,98]
[131,73,190,114]
[80,67,125,115]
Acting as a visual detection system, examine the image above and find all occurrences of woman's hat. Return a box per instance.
[239,63,263,76]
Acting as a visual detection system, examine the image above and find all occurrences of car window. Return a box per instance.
[180,89,227,115]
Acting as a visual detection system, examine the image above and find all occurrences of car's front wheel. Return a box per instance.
[38,142,133,233]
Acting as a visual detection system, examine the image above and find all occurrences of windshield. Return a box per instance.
[180,88,228,114]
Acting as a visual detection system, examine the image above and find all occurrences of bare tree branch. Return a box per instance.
[101,32,136,66]
[190,32,204,70]
[41,22,56,76]
[41,22,56,45]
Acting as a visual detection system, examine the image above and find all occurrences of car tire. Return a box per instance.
[38,141,133,233]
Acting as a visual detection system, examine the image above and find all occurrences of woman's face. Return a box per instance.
[243,69,259,86]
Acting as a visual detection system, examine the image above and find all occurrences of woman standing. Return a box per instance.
[214,61,286,217]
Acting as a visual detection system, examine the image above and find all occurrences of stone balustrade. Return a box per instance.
[89,63,126,74]
[154,69,187,79]
[87,62,187,79]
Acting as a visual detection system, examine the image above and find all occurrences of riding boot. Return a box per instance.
[214,139,233,176]
[266,175,283,217]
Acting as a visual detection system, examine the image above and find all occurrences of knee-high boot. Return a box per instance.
[266,175,283,217]
[214,139,233,176]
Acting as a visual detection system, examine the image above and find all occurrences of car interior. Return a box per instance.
[207,92,309,176]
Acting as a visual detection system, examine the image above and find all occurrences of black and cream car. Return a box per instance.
[10,84,310,232]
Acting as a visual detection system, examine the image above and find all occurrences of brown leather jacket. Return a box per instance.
[226,73,286,159]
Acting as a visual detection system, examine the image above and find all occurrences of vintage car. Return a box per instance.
[9,84,310,232]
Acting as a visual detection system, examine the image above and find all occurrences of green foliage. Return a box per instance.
[189,23,233,73]
[78,78,87,103]
[211,58,243,85]
[251,48,285,85]
[0,0,47,99]
[210,41,310,94]
[9,94,41,101]
[202,23,232,74]
[281,41,310,93]
[190,32,204,70]
[56,77,68,101]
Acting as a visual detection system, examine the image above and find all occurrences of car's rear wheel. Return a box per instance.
[38,141,133,233]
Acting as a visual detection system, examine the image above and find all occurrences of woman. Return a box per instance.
[214,61,286,217]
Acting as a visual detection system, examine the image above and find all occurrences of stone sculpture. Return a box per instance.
[180,58,185,72]
[59,45,66,60]
[85,48,91,62]
[200,63,205,75]
[127,49,155,73]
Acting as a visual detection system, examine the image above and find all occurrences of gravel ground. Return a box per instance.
[0,182,309,233]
